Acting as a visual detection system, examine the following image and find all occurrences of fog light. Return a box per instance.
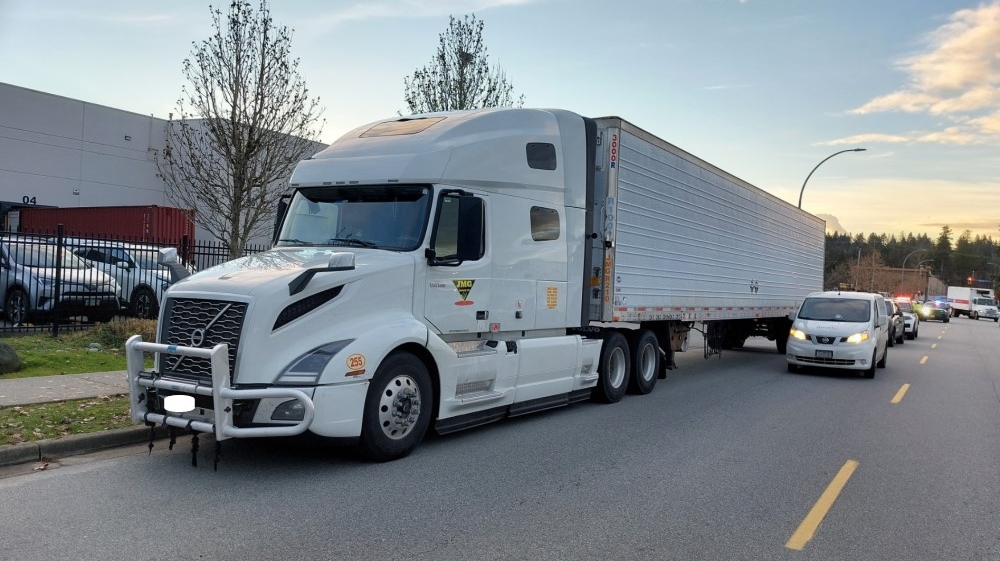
[272,399,306,421]
[164,394,195,413]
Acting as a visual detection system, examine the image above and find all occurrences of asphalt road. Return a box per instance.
[1,320,998,561]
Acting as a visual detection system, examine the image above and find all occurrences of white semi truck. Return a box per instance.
[126,108,824,462]
[946,286,998,321]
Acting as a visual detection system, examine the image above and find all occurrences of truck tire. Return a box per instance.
[359,352,433,462]
[627,329,658,395]
[972,311,979,320]
[4,288,29,325]
[877,347,887,369]
[593,331,630,403]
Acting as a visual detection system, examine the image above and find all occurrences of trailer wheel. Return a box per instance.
[359,352,433,462]
[627,330,659,395]
[593,331,630,403]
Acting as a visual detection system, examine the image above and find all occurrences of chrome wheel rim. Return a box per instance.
[377,374,422,440]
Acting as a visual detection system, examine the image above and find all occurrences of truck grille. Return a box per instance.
[158,298,247,383]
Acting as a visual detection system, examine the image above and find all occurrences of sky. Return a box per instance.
[2,0,999,240]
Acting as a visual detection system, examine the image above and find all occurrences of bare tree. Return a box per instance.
[157,0,324,259]
[403,14,523,114]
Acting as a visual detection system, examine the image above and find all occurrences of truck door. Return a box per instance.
[423,191,493,335]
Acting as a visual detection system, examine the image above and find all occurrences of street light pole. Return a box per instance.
[916,259,934,300]
[798,148,867,209]
[901,249,927,284]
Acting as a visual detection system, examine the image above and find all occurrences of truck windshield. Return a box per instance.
[276,185,432,251]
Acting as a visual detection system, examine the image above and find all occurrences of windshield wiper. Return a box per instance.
[327,237,378,249]
[276,238,315,246]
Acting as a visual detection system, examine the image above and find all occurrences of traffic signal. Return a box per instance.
[967,276,973,285]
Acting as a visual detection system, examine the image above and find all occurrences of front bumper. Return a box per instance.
[786,337,876,371]
[125,336,315,441]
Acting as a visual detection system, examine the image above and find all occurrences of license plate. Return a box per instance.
[816,350,834,359]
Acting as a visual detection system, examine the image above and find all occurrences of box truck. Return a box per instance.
[125,108,824,463]
[946,286,998,321]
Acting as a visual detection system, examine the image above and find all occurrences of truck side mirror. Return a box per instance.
[272,193,292,246]
[427,192,485,267]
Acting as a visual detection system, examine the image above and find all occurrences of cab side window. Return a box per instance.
[530,206,560,241]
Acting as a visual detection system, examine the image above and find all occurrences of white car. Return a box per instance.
[66,239,190,319]
[0,236,121,324]
[786,291,890,378]
[893,298,919,339]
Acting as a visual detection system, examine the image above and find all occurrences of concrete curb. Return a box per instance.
[0,425,168,467]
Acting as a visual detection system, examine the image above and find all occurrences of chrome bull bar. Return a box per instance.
[125,335,315,441]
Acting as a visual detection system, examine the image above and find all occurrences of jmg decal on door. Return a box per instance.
[454,279,475,306]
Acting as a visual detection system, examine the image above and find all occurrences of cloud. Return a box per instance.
[815,214,847,235]
[847,2,1000,145]
[822,133,911,146]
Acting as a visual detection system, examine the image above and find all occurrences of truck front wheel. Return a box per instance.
[593,331,630,403]
[359,353,433,462]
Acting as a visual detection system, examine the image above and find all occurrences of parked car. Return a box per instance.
[883,298,905,346]
[893,298,919,339]
[786,291,889,378]
[0,236,121,324]
[918,300,951,323]
[64,239,191,320]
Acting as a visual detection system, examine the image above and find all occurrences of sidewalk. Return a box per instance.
[0,371,129,407]
[0,371,161,468]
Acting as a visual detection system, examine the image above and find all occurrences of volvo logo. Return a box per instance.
[190,328,206,347]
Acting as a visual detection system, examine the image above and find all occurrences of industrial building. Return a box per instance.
[0,82,321,246]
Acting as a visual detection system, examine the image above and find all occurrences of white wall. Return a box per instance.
[0,82,170,210]
[0,82,323,247]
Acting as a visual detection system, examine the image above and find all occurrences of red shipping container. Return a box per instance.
[16,205,195,244]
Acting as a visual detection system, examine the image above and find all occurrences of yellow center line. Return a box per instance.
[786,460,860,551]
[891,383,910,404]
[931,343,937,349]
[920,356,928,365]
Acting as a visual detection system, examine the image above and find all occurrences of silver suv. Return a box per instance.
[0,236,121,324]
[66,239,190,319]
[883,299,905,346]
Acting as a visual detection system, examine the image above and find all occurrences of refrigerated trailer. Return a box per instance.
[126,108,825,462]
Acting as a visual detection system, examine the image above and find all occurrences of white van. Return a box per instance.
[786,291,889,378]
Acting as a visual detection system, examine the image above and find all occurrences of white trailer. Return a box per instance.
[126,108,824,462]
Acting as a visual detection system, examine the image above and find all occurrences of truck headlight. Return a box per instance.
[845,331,870,344]
[275,339,354,385]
